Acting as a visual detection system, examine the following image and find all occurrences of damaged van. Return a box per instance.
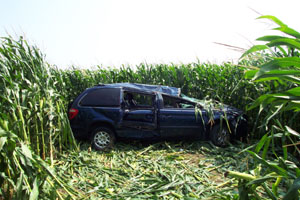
[68,83,247,150]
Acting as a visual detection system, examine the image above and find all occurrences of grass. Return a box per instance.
[55,141,252,199]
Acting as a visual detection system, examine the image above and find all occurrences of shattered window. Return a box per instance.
[162,95,195,109]
[80,88,121,107]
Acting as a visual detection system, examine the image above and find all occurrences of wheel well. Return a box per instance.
[88,121,115,137]
[206,119,234,139]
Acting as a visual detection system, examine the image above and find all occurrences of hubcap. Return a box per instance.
[94,131,111,149]
[216,128,230,146]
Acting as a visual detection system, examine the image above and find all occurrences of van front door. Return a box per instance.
[118,91,158,138]
[159,94,206,139]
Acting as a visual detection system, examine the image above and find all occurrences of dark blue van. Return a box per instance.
[68,83,247,150]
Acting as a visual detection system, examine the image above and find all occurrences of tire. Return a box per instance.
[210,123,231,147]
[91,127,115,151]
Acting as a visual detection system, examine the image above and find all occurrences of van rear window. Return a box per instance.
[80,88,121,107]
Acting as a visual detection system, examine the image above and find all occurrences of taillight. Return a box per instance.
[68,108,79,120]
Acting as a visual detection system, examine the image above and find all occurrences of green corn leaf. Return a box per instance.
[251,57,300,80]
[226,170,256,181]
[274,94,300,101]
[255,133,268,153]
[274,26,300,39]
[254,88,300,104]
[285,126,300,137]
[272,177,282,197]
[245,175,279,187]
[241,45,269,58]
[238,182,250,200]
[262,137,271,159]
[245,70,258,79]
[254,75,300,84]
[259,70,300,76]
[257,35,287,42]
[278,157,299,174]
[285,87,300,96]
[276,46,288,57]
[29,178,39,200]
[0,136,7,151]
[260,57,300,71]
[267,38,300,50]
[283,177,300,200]
[21,142,33,160]
[247,150,288,177]
[262,104,285,131]
[258,15,300,39]
[16,173,24,199]
[184,198,198,200]
[248,94,275,110]
[283,102,300,112]
[258,15,286,27]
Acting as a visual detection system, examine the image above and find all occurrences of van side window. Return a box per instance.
[124,92,155,109]
[80,88,121,107]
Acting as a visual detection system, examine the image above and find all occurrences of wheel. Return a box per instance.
[91,127,115,151]
[210,124,231,147]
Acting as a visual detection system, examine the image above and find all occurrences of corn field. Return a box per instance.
[0,15,300,199]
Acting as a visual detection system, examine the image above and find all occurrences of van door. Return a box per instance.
[159,94,206,139]
[118,91,158,138]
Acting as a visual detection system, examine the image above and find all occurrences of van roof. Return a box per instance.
[94,83,181,97]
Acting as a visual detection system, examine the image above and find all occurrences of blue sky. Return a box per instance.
[1,0,299,68]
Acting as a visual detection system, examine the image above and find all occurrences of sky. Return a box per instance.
[1,0,300,69]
